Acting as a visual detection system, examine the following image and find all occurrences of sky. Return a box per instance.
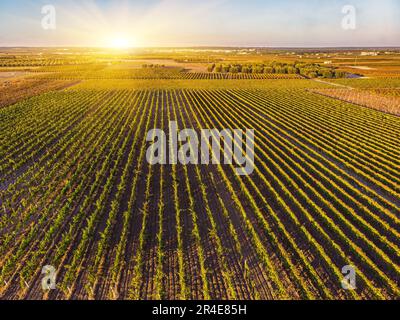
[0,0,399,47]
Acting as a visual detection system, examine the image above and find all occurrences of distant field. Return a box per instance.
[311,88,400,116]
[327,78,400,88]
[0,79,79,108]
[29,68,304,80]
[68,79,328,90]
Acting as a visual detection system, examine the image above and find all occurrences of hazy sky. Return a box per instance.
[0,0,399,47]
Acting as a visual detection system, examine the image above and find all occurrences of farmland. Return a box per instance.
[311,88,400,116]
[1,48,400,300]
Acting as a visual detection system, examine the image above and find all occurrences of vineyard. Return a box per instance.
[1,82,400,300]
[1,47,400,301]
[0,79,80,109]
[29,67,304,80]
[2,0,400,306]
[311,88,400,116]
[327,78,400,89]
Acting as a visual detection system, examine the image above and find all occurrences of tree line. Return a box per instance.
[142,64,166,69]
[207,62,347,79]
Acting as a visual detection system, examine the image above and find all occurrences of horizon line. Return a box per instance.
[1,45,400,50]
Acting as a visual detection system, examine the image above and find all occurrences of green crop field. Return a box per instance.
[1,47,400,300]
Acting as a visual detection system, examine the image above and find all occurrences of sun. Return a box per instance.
[105,35,136,49]
[110,37,130,49]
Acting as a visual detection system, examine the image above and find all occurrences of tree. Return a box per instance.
[307,71,318,78]
[287,66,299,74]
[274,66,283,74]
[264,67,274,73]
[322,70,334,78]
[334,70,346,78]
[222,65,231,73]
[253,66,264,74]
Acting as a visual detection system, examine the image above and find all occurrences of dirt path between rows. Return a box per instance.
[311,78,354,89]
